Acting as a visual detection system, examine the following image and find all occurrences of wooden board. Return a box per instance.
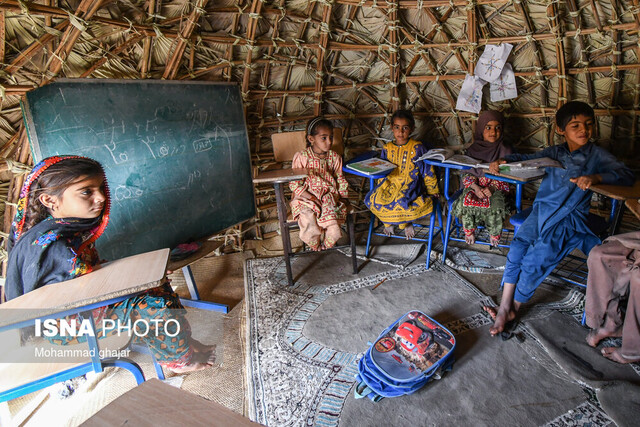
[625,198,640,221]
[252,168,308,184]
[83,378,261,427]
[591,180,640,201]
[22,79,256,261]
[0,248,169,329]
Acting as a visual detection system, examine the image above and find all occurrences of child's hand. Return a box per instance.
[471,184,491,199]
[489,159,506,175]
[298,190,317,201]
[570,174,601,190]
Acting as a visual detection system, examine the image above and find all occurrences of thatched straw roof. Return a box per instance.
[1,0,639,254]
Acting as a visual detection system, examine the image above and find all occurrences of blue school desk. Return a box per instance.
[167,239,229,314]
[0,249,170,402]
[422,159,544,258]
[344,153,444,269]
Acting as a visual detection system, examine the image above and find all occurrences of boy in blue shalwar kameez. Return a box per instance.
[486,101,635,335]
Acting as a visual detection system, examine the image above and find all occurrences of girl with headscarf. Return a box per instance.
[451,110,513,246]
[6,156,215,373]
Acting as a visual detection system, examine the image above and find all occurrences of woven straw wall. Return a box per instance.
[1,0,639,247]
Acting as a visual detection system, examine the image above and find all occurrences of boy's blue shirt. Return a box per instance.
[504,142,634,233]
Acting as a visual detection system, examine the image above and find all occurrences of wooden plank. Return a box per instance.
[252,168,308,184]
[167,239,224,272]
[591,181,640,201]
[0,248,169,328]
[83,378,261,426]
[625,198,640,221]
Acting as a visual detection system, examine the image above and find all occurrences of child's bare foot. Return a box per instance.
[489,307,516,336]
[601,347,640,364]
[191,338,215,354]
[482,305,497,320]
[404,224,415,239]
[168,360,211,374]
[383,225,394,236]
[490,235,500,247]
[465,233,475,245]
[586,328,622,347]
[192,346,217,365]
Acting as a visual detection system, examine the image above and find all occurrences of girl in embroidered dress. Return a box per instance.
[6,156,215,374]
[451,110,512,247]
[365,110,439,239]
[289,117,349,251]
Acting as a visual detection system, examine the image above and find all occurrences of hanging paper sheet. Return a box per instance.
[490,63,518,102]
[475,43,513,82]
[456,75,486,114]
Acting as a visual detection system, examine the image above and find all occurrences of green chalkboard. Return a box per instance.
[22,79,255,261]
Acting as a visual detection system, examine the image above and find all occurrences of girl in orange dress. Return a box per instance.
[289,117,349,251]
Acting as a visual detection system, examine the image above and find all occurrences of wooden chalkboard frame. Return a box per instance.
[21,79,256,261]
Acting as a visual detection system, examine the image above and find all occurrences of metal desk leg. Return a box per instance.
[179,265,229,313]
[275,182,294,286]
[515,183,522,213]
[610,199,622,236]
[365,177,376,258]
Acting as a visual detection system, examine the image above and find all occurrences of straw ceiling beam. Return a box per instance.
[80,34,145,78]
[248,107,640,129]
[2,1,637,51]
[566,0,595,105]
[0,11,4,66]
[314,2,333,116]
[275,2,316,130]
[4,21,70,75]
[608,0,623,144]
[162,0,209,80]
[547,0,566,144]
[139,0,159,79]
[400,27,464,139]
[387,1,400,111]
[44,0,108,81]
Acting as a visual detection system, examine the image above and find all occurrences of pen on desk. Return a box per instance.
[371,278,387,290]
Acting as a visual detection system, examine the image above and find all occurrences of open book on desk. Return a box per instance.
[418,148,563,170]
[345,157,396,176]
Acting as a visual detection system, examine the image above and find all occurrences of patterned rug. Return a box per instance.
[244,252,631,426]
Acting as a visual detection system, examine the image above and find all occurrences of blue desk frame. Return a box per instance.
[344,155,444,269]
[422,159,542,260]
[0,294,151,403]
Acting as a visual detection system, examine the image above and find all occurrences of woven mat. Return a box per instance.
[245,251,613,426]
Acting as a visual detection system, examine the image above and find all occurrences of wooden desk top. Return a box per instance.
[591,180,640,201]
[83,378,261,427]
[485,169,546,183]
[625,198,640,221]
[167,239,224,271]
[253,168,308,184]
[0,248,169,329]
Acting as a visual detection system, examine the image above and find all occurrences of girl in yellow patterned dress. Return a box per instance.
[289,117,349,251]
[365,110,439,239]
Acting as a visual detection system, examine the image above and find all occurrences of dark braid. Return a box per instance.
[21,158,104,234]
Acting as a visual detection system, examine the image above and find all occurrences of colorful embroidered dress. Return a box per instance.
[451,175,510,238]
[289,147,349,227]
[365,139,438,225]
[5,156,196,369]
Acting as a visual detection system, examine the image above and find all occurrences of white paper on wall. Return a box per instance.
[474,43,513,82]
[490,63,518,102]
[456,75,486,114]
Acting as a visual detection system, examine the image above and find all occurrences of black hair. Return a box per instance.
[391,110,415,130]
[306,117,334,137]
[555,101,595,130]
[23,158,104,233]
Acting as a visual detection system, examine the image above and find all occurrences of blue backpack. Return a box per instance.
[354,310,456,402]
